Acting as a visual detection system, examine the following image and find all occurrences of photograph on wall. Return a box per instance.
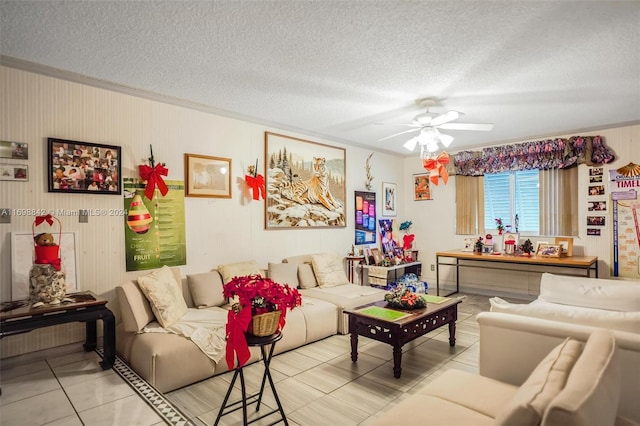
[123,178,187,271]
[0,163,28,181]
[413,173,432,200]
[0,140,28,159]
[587,228,601,236]
[609,163,640,278]
[587,201,607,211]
[586,216,605,226]
[47,138,121,194]
[264,132,345,229]
[355,191,376,245]
[382,182,397,216]
[588,185,605,196]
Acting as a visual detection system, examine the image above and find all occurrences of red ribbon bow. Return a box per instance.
[138,164,169,200]
[422,151,450,185]
[35,215,54,226]
[35,257,62,271]
[402,234,415,250]
[225,307,252,370]
[244,174,265,200]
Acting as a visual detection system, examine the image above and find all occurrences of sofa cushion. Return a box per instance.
[137,265,188,328]
[117,281,157,332]
[298,263,318,289]
[495,337,584,426]
[187,271,225,308]
[542,329,620,426]
[268,262,299,288]
[539,273,640,312]
[218,260,262,284]
[310,253,348,288]
[489,297,640,334]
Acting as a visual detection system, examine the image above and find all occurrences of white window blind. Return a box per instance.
[484,170,539,233]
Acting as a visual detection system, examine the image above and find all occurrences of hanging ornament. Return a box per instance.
[244,159,265,200]
[138,144,169,200]
[422,150,450,185]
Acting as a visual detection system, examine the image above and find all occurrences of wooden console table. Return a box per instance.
[436,250,598,296]
[0,291,116,369]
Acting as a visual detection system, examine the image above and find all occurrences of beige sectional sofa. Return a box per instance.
[375,329,626,425]
[115,253,387,393]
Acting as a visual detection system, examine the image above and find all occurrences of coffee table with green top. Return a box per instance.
[344,295,461,378]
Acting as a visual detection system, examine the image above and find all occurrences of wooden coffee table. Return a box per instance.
[345,297,461,378]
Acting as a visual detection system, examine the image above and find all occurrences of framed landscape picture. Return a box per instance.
[264,132,345,229]
[184,153,232,198]
[47,138,121,194]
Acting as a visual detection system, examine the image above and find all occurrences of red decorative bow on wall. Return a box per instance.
[138,164,169,201]
[422,151,450,185]
[244,174,265,200]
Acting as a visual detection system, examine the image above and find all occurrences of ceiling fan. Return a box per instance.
[377,99,494,153]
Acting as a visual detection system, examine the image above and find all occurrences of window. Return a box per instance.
[484,170,539,234]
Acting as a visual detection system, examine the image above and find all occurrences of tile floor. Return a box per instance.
[0,293,519,425]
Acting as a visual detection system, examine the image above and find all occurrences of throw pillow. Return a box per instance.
[298,263,318,289]
[187,271,225,308]
[310,253,348,288]
[268,262,299,288]
[542,330,620,426]
[137,265,188,328]
[218,260,262,284]
[495,337,584,426]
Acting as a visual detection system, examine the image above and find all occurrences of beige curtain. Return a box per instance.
[456,175,485,235]
[539,167,578,236]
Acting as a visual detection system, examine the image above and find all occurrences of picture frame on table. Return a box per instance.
[371,248,384,266]
[554,237,574,257]
[264,132,346,229]
[536,243,562,258]
[47,138,121,194]
[184,153,232,198]
[535,241,549,254]
[382,182,397,216]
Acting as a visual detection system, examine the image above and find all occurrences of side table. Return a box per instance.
[0,291,115,370]
[345,255,365,284]
[214,331,288,426]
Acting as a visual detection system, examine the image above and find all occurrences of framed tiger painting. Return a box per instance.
[264,132,346,229]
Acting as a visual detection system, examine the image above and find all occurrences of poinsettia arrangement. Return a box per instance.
[384,287,426,310]
[223,274,301,316]
[223,274,301,370]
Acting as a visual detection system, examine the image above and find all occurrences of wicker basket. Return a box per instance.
[248,310,282,337]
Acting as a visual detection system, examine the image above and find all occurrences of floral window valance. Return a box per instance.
[454,135,615,176]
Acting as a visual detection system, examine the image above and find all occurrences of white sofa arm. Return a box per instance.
[477,311,640,422]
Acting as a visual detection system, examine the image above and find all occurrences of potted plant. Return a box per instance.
[495,218,505,235]
[474,236,484,254]
[223,274,302,369]
[384,286,426,310]
[520,239,534,257]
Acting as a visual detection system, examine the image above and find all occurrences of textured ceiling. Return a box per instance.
[1,1,639,156]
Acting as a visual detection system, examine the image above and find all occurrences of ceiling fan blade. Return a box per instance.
[374,122,421,127]
[377,128,420,141]
[438,122,494,131]
[431,110,462,126]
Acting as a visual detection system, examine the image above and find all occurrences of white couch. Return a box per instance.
[479,273,640,422]
[376,329,626,426]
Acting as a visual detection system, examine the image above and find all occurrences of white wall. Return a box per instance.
[404,124,640,296]
[0,66,405,357]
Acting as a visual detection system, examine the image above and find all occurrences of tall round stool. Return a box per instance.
[214,331,288,425]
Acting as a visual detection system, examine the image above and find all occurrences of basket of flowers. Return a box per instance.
[223,274,302,336]
[384,286,427,310]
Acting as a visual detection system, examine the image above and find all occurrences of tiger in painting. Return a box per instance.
[280,157,341,211]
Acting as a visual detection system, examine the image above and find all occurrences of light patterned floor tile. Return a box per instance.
[288,394,371,426]
[64,370,135,412]
[0,367,60,406]
[0,388,76,426]
[78,393,164,426]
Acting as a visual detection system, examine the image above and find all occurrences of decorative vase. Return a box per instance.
[29,263,66,305]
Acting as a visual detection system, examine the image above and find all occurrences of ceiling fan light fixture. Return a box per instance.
[431,110,461,126]
[439,133,454,147]
[403,137,418,151]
